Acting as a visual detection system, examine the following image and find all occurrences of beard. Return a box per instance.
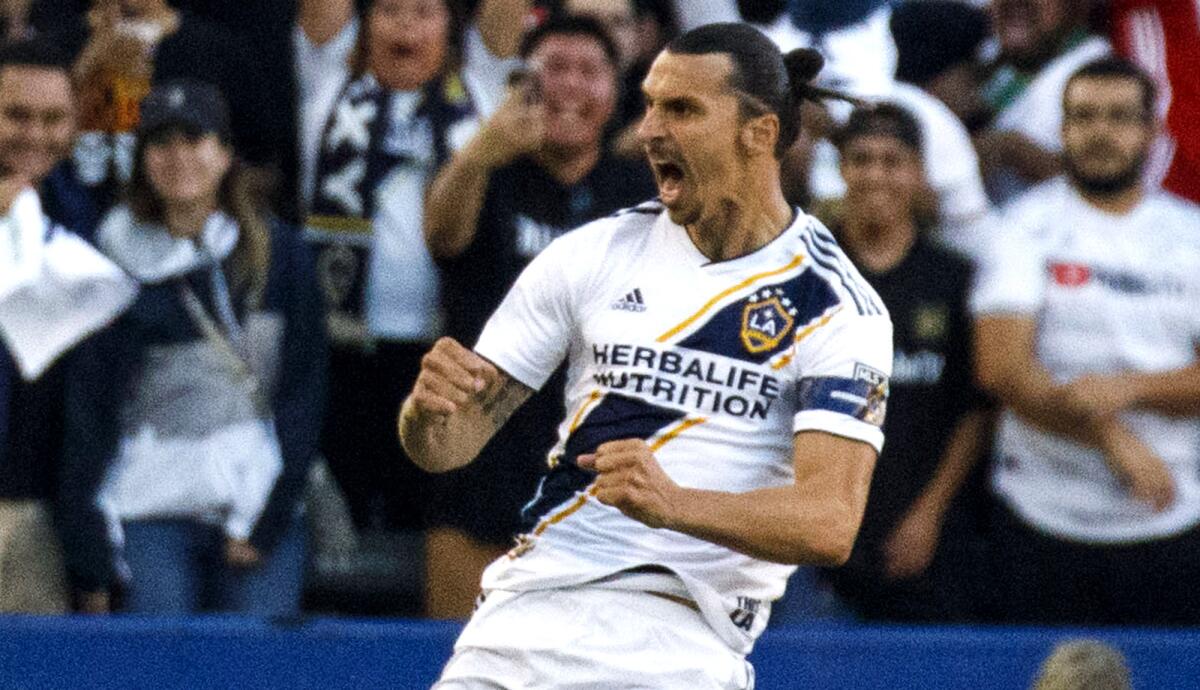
[1063,148,1147,197]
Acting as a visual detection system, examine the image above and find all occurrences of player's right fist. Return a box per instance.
[407,337,500,418]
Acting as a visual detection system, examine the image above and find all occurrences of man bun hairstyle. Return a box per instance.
[667,23,853,157]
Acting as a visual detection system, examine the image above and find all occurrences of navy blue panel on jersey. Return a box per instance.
[674,270,840,364]
[796,376,877,421]
[520,393,685,529]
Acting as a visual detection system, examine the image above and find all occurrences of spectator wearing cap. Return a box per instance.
[812,104,990,622]
[975,0,1110,203]
[47,0,279,215]
[59,80,327,614]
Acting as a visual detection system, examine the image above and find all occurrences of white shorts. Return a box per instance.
[433,587,755,689]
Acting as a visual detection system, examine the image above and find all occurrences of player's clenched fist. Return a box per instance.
[407,337,500,419]
[577,440,682,529]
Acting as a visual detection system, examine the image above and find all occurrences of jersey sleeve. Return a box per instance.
[473,234,581,390]
[789,308,893,452]
[969,207,1047,317]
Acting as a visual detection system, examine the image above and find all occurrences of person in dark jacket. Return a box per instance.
[0,39,120,614]
[59,80,327,614]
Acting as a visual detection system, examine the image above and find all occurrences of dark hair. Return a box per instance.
[520,14,621,68]
[666,23,841,157]
[832,102,924,154]
[351,0,468,79]
[1065,57,1157,120]
[0,38,69,75]
[127,137,273,305]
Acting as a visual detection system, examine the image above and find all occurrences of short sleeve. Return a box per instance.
[969,207,1047,316]
[474,236,578,390]
[789,309,893,452]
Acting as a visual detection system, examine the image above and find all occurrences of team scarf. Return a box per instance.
[306,71,473,344]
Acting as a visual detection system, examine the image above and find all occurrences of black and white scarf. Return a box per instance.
[306,71,474,346]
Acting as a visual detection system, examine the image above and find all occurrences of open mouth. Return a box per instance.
[652,161,685,205]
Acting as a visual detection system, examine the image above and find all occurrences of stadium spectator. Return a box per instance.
[422,14,654,618]
[58,80,326,614]
[887,0,993,259]
[1032,639,1132,690]
[0,39,134,614]
[817,104,989,623]
[295,0,527,539]
[973,57,1200,625]
[46,0,277,213]
[1108,0,1200,205]
[975,0,1109,203]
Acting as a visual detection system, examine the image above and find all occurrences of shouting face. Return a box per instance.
[367,0,450,91]
[638,51,749,228]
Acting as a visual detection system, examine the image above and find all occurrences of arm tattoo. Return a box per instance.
[481,373,534,428]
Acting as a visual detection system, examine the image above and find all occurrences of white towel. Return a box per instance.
[0,189,137,380]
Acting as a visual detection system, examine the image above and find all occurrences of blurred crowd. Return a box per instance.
[0,0,1197,631]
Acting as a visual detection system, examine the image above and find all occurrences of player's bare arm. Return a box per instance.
[398,336,533,473]
[578,431,876,566]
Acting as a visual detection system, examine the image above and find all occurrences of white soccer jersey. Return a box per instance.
[473,202,892,653]
[972,178,1200,543]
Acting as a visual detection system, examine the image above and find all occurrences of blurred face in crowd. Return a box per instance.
[528,32,617,155]
[566,0,638,68]
[839,132,925,229]
[367,0,450,91]
[0,65,74,183]
[638,51,754,227]
[1061,76,1154,196]
[142,129,232,211]
[990,0,1072,71]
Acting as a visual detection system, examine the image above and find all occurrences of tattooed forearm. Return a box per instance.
[401,367,534,473]
[481,374,534,428]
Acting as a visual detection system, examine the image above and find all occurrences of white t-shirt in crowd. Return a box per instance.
[292,21,514,341]
[473,202,892,653]
[972,178,1200,543]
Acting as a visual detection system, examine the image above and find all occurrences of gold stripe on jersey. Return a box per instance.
[656,254,805,343]
[770,306,843,371]
[548,390,605,469]
[530,416,709,537]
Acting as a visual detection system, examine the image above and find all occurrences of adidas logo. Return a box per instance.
[611,288,647,312]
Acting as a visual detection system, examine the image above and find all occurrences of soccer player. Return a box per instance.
[401,22,892,686]
[974,57,1200,625]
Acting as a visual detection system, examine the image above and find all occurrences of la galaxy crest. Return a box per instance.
[740,288,799,354]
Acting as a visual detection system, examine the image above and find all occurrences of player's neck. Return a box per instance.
[537,144,601,187]
[687,179,792,262]
[1075,181,1144,216]
[841,215,916,273]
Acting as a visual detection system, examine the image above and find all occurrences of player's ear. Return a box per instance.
[740,112,779,157]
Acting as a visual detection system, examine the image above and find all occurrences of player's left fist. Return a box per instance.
[577,440,680,529]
